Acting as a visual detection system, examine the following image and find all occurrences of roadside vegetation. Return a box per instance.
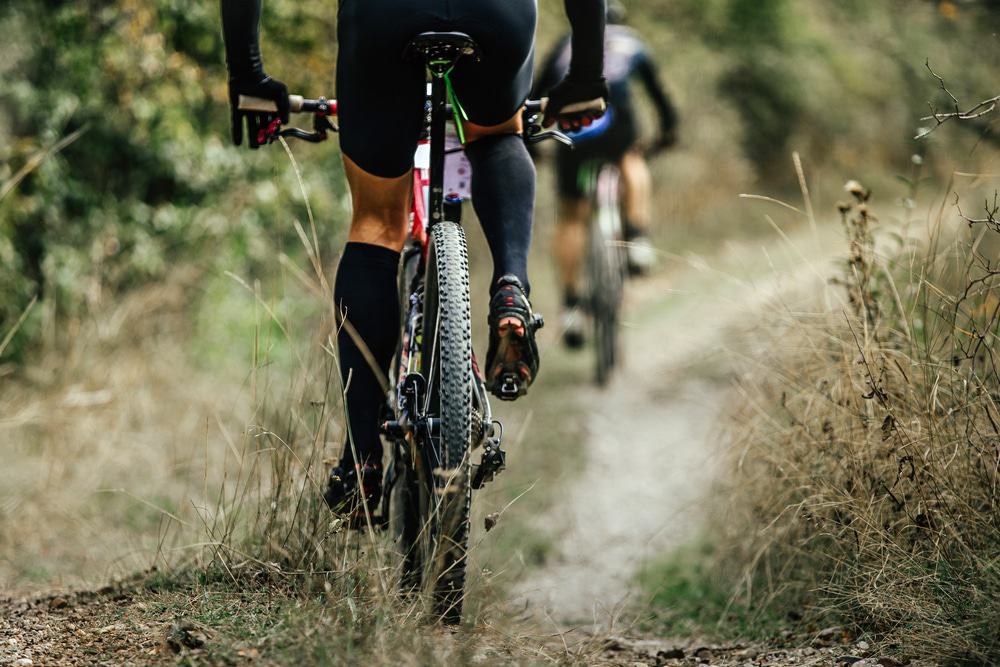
[629,5,1000,663]
[644,166,1000,663]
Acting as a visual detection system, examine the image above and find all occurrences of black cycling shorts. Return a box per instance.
[555,107,638,199]
[337,0,537,178]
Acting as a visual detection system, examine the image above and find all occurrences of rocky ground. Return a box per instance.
[1,581,171,666]
[1,583,931,666]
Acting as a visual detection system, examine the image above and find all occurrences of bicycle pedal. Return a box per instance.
[497,374,523,401]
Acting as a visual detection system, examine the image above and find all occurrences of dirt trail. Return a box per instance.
[514,231,836,622]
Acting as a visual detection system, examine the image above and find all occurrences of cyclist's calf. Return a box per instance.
[343,155,412,252]
[619,149,651,231]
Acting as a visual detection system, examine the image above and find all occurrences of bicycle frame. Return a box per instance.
[392,69,498,462]
[240,81,557,481]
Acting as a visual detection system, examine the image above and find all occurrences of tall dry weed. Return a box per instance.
[720,182,1000,663]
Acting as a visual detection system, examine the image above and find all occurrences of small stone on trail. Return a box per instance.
[14,659,33,666]
[694,647,714,663]
[48,597,68,610]
[605,636,627,651]
[484,512,500,532]
[166,621,213,652]
[814,626,848,647]
[658,647,685,660]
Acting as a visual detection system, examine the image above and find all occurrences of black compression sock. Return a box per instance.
[334,242,400,467]
[464,134,536,294]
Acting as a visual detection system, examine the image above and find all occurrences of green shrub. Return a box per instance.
[0,0,346,360]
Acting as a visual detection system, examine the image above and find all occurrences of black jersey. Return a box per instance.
[222,0,607,177]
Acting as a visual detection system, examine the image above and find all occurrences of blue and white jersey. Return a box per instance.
[535,25,676,147]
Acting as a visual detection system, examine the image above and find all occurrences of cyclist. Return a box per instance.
[220,0,608,515]
[533,1,678,348]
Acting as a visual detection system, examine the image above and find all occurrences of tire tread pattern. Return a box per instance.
[425,222,473,623]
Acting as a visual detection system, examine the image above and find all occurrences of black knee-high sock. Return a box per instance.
[334,242,400,467]
[465,134,536,294]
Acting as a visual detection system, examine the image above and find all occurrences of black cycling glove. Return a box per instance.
[228,76,289,149]
[543,77,610,131]
[221,0,289,149]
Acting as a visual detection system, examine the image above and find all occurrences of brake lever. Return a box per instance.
[265,113,338,144]
[525,127,574,148]
[278,128,326,143]
[521,109,574,148]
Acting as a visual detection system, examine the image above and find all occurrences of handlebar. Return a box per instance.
[238,94,335,116]
[236,93,571,147]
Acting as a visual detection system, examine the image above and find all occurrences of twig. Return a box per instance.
[0,127,88,202]
[916,61,1000,139]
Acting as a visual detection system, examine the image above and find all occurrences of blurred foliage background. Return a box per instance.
[0,0,344,363]
[1,0,998,363]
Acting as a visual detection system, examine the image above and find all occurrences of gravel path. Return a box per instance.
[513,233,835,622]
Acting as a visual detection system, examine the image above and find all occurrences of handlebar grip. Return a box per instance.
[557,98,607,116]
[237,94,305,113]
[524,98,548,114]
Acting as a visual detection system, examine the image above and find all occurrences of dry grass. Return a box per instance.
[0,250,612,663]
[715,178,1000,663]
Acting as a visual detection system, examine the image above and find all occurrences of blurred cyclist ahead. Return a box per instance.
[533,1,678,348]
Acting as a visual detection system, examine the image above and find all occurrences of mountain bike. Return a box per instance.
[239,31,570,624]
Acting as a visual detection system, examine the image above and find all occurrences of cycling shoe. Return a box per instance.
[626,234,657,276]
[484,275,543,401]
[323,461,382,526]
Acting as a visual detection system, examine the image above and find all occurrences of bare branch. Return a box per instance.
[915,61,1000,140]
[955,191,1000,233]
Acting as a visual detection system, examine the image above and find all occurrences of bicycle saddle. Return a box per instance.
[403,31,480,65]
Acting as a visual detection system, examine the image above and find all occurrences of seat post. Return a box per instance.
[428,69,448,227]
[404,32,480,227]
